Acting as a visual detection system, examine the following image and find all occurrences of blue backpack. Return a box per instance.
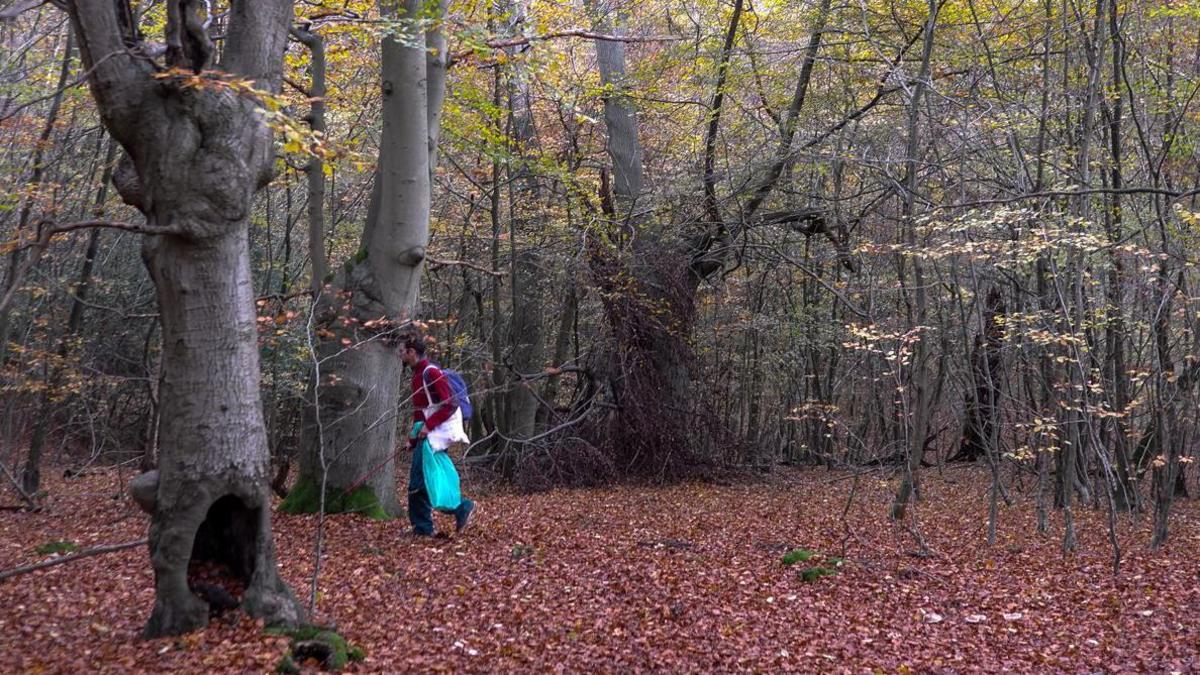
[422,364,474,420]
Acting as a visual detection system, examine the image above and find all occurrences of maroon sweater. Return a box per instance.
[410,359,457,431]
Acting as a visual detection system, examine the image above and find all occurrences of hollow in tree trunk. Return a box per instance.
[67,0,302,637]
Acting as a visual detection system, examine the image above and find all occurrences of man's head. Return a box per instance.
[398,334,426,368]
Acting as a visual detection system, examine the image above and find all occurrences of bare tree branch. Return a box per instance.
[450,29,682,66]
[0,0,47,23]
[933,187,1200,212]
[0,219,183,315]
[427,255,505,278]
[0,540,147,582]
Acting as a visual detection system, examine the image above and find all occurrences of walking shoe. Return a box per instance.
[455,500,476,533]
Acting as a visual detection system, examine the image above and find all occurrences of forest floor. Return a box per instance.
[1,465,1198,673]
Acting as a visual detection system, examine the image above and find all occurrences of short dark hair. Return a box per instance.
[402,334,426,355]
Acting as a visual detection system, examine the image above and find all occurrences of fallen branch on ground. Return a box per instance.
[0,539,147,583]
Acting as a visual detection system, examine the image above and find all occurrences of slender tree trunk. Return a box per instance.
[293,26,327,294]
[891,0,940,521]
[1057,0,1108,552]
[0,28,73,365]
[540,282,578,423]
[1103,0,1135,511]
[1033,0,1054,534]
[486,14,507,443]
[1149,269,1179,548]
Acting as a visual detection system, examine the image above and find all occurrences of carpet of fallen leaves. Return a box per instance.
[2,465,1199,673]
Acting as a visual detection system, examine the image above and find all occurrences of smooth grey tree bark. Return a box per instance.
[507,249,545,438]
[291,24,328,295]
[503,0,546,443]
[66,0,301,637]
[593,12,643,209]
[292,0,449,514]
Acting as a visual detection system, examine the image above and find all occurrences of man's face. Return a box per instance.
[401,347,417,367]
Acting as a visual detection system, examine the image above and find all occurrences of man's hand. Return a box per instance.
[416,427,430,439]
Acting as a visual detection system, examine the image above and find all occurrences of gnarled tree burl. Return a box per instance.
[66,0,301,637]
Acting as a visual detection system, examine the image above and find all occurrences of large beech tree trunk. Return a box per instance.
[67,0,301,637]
[144,229,298,636]
[503,1,546,444]
[507,249,545,439]
[291,0,448,514]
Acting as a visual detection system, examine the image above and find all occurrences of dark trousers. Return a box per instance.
[407,444,472,535]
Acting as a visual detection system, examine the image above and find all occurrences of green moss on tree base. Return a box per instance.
[278,475,391,520]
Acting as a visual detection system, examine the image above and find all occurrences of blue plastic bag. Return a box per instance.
[421,441,462,511]
[412,421,461,511]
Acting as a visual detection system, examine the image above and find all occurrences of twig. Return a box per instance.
[931,187,1200,212]
[0,540,146,582]
[282,75,311,97]
[450,29,682,65]
[0,459,38,510]
[1,219,175,316]
[1,50,129,123]
[427,255,505,277]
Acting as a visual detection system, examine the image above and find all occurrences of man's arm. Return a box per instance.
[422,367,458,431]
[412,370,426,423]
[409,371,425,448]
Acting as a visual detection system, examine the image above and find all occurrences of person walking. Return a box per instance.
[398,335,476,536]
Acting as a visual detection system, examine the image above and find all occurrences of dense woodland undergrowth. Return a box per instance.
[1,0,1200,668]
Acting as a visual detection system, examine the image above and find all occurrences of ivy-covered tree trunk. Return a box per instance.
[585,0,830,477]
[585,4,702,475]
[67,0,301,637]
[290,0,448,516]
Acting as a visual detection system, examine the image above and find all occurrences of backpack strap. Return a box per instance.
[422,363,455,405]
[421,363,437,405]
